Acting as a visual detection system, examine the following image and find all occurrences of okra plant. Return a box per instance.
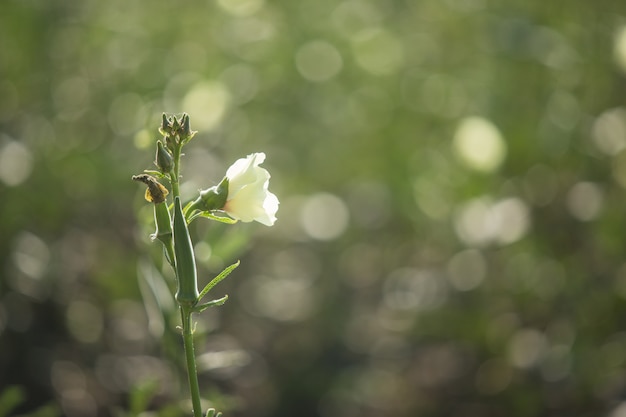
[133,114,279,417]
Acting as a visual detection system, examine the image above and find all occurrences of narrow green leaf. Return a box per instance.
[185,209,202,224]
[142,169,167,179]
[182,199,195,214]
[197,261,240,303]
[130,380,159,415]
[187,210,237,225]
[193,295,229,313]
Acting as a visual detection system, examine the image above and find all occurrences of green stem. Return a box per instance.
[171,146,182,198]
[168,138,202,416]
[165,144,181,266]
[181,306,203,417]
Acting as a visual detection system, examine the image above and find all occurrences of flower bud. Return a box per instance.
[155,140,174,173]
[180,113,197,144]
[159,113,172,136]
[171,115,181,134]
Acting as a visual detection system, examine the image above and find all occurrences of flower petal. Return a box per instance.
[225,153,266,198]
[220,152,278,226]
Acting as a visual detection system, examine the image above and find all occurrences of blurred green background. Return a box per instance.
[2,0,626,416]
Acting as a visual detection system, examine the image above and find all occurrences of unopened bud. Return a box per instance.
[155,141,174,173]
[180,113,197,144]
[159,113,172,136]
[171,115,181,133]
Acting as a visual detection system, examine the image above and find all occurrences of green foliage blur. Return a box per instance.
[2,0,626,415]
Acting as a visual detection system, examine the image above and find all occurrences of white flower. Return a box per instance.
[223,152,279,226]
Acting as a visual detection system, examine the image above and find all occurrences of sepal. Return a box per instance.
[185,177,230,221]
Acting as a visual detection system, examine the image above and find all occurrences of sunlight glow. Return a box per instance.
[566,182,603,221]
[614,26,626,74]
[508,329,547,369]
[296,40,343,82]
[591,107,626,155]
[182,81,230,132]
[455,197,530,246]
[300,193,349,240]
[217,0,264,16]
[446,249,486,291]
[453,116,506,172]
[0,140,33,186]
[352,28,404,75]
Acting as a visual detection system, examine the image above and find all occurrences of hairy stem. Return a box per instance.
[181,306,202,417]
[171,145,182,199]
[170,142,202,416]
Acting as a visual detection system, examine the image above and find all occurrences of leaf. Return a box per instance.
[193,295,229,313]
[129,380,160,416]
[137,259,176,338]
[142,169,167,179]
[187,210,237,225]
[196,261,240,303]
